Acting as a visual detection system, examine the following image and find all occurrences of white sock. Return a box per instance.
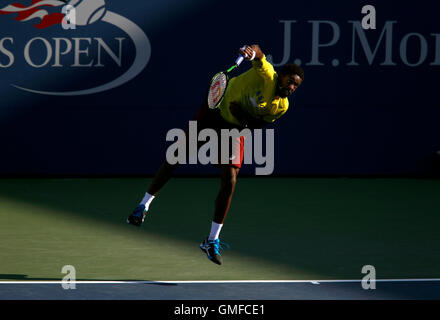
[140,192,155,211]
[208,222,223,241]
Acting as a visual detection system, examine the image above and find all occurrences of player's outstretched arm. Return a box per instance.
[240,44,275,81]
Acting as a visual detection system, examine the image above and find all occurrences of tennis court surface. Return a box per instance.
[0,177,439,299]
[1,280,440,300]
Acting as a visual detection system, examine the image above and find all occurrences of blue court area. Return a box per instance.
[1,280,439,300]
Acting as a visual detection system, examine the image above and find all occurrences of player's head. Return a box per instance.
[276,63,304,98]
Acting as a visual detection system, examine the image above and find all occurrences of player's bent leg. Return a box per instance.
[147,161,180,196]
[127,161,179,227]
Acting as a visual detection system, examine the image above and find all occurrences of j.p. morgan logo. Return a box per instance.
[0,0,151,95]
[268,20,440,67]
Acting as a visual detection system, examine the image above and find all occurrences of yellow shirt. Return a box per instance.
[218,55,289,126]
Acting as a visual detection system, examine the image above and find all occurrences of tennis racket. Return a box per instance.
[207,46,254,110]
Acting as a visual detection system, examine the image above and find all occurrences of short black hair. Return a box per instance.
[279,63,304,81]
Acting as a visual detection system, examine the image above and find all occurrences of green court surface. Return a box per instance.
[0,177,439,282]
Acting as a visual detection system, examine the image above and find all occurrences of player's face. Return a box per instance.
[277,74,303,98]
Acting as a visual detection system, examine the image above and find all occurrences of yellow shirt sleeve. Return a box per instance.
[251,55,276,81]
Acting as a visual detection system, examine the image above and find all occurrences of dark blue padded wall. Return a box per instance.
[0,0,438,175]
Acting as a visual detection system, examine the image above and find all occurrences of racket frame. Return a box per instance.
[207,64,240,110]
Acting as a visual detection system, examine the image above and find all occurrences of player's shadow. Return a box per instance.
[0,274,178,286]
[0,274,147,282]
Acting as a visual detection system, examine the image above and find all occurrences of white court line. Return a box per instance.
[0,279,439,285]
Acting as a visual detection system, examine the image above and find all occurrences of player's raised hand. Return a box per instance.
[239,45,264,60]
[239,45,256,60]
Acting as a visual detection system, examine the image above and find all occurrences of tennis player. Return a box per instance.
[127,44,304,265]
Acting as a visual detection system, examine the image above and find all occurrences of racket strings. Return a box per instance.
[208,73,227,109]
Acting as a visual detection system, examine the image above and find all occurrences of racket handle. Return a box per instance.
[235,46,247,66]
[235,55,245,66]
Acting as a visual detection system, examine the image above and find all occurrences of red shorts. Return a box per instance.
[185,104,245,169]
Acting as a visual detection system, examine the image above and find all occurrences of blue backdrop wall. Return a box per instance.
[0,0,439,175]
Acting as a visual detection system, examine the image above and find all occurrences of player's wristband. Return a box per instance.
[249,50,256,61]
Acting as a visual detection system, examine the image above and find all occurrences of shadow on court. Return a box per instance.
[0,274,165,283]
[0,177,440,282]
